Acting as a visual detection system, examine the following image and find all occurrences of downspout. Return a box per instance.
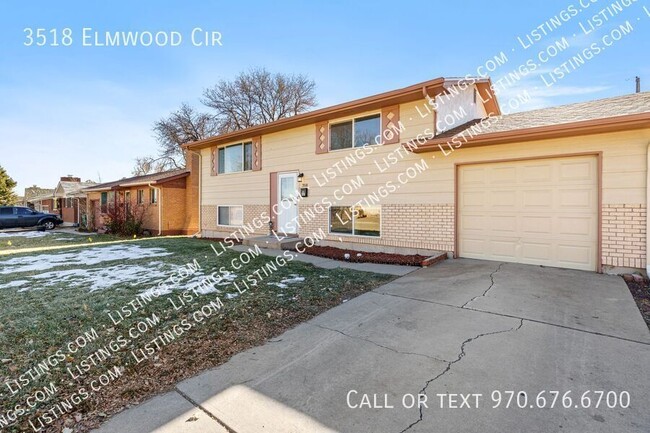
[148,182,162,236]
[187,148,202,237]
[646,142,650,275]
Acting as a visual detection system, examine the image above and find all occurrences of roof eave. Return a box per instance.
[182,77,493,150]
[405,112,650,153]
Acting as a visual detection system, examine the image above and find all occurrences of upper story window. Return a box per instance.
[329,114,381,151]
[218,142,253,174]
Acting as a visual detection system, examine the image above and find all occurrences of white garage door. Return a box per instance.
[458,155,598,271]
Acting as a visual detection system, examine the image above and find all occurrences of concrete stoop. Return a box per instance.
[242,235,303,250]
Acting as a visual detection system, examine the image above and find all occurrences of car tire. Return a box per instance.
[43,220,55,230]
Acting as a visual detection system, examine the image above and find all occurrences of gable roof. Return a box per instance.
[55,180,97,198]
[24,187,54,201]
[409,91,650,152]
[83,169,189,192]
[182,77,497,150]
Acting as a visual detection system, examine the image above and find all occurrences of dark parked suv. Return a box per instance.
[0,206,63,230]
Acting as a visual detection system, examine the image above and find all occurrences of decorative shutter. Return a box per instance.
[211,147,218,176]
[269,172,278,231]
[252,136,262,171]
[381,105,401,144]
[315,121,328,154]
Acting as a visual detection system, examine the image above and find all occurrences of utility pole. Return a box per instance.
[636,76,641,93]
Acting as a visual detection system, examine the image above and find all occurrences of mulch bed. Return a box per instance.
[299,245,429,266]
[623,274,650,330]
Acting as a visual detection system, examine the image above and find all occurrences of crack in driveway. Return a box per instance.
[313,324,449,363]
[398,318,524,433]
[461,262,505,309]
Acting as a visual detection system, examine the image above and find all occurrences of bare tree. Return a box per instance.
[133,103,218,175]
[202,68,317,133]
[134,68,316,175]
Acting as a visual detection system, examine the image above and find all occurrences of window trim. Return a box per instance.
[217,205,244,227]
[217,142,254,174]
[328,113,382,152]
[328,205,382,238]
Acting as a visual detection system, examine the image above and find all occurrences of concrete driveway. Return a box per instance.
[95,259,650,433]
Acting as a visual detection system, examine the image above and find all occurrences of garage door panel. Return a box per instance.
[521,242,553,261]
[521,216,552,234]
[489,190,517,207]
[522,190,553,208]
[559,160,595,181]
[489,166,517,184]
[557,216,596,236]
[521,164,553,182]
[558,188,595,208]
[459,155,598,271]
[489,240,518,259]
[490,215,518,233]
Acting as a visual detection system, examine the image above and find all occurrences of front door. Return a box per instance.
[277,172,299,235]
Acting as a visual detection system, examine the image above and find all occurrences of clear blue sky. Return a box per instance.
[1,0,648,194]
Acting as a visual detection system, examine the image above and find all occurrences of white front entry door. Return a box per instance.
[277,172,299,235]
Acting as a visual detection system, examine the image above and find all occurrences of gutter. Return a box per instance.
[647,141,650,275]
[186,149,202,237]
[406,112,650,153]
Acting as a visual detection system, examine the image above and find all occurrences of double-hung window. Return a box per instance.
[329,114,381,151]
[150,188,158,204]
[137,189,144,204]
[218,142,253,174]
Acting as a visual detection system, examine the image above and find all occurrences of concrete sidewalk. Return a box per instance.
[92,259,650,433]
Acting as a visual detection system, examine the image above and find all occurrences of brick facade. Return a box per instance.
[201,204,268,239]
[297,203,454,253]
[602,204,646,269]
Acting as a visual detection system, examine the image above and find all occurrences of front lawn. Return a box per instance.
[0,237,393,432]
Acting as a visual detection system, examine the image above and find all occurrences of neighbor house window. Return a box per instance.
[329,205,380,237]
[137,189,144,204]
[217,205,243,226]
[150,188,158,204]
[329,114,381,151]
[217,142,253,174]
[100,192,108,213]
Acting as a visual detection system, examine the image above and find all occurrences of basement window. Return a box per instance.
[218,205,244,226]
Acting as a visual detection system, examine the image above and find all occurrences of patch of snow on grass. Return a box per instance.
[0,279,31,289]
[29,262,168,292]
[0,244,172,275]
[0,231,49,238]
[267,274,305,289]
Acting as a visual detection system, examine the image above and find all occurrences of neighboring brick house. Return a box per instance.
[83,162,199,235]
[23,186,55,213]
[53,176,97,225]
[183,76,650,273]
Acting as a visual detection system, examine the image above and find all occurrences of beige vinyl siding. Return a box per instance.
[200,97,649,209]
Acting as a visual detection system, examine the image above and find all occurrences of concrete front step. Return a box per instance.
[242,235,303,250]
